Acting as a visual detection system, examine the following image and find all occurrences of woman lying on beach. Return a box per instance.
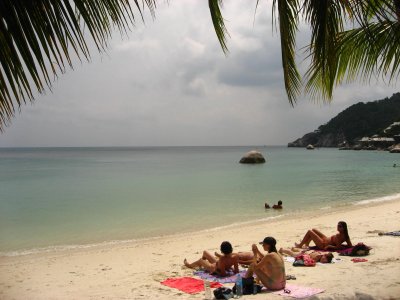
[183,241,239,276]
[242,237,286,290]
[279,247,334,263]
[295,221,352,250]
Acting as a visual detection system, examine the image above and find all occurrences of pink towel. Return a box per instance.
[161,277,222,294]
[273,284,324,298]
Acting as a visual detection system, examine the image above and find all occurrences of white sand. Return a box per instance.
[1,199,400,299]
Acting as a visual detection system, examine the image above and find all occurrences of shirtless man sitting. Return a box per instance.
[243,236,286,290]
[183,241,239,276]
[279,247,334,263]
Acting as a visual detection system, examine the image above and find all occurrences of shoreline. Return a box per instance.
[2,192,400,258]
[1,197,400,299]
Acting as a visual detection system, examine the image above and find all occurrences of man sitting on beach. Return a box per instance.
[273,200,283,209]
[183,241,239,276]
[279,247,334,263]
[242,237,286,290]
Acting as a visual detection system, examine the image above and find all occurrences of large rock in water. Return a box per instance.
[239,151,266,164]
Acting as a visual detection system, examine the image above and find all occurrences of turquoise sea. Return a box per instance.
[1,146,399,255]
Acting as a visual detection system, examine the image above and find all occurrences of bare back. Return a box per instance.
[257,252,286,290]
[216,254,239,276]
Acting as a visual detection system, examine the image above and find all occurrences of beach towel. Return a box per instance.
[273,284,324,298]
[161,277,222,294]
[193,270,247,283]
[351,258,368,263]
[309,245,353,253]
[379,230,400,236]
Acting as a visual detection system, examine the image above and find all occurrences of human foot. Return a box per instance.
[295,242,304,248]
[183,258,190,268]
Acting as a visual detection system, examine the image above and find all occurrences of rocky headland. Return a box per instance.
[288,93,400,151]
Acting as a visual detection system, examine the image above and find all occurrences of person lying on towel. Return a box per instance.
[279,247,334,263]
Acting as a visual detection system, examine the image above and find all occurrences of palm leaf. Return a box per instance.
[303,0,351,101]
[0,0,156,132]
[208,0,229,54]
[335,20,400,84]
[272,0,301,105]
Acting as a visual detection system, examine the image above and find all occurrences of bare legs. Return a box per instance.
[295,229,329,249]
[279,248,298,257]
[184,250,217,273]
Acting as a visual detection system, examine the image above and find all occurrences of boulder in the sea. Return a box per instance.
[239,151,266,164]
[390,144,400,153]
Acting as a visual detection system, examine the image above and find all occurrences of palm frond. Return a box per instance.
[303,0,351,101]
[208,0,229,54]
[335,20,400,84]
[0,0,156,132]
[272,0,301,105]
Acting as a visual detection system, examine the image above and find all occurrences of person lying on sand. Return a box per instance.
[279,247,334,263]
[295,221,352,250]
[183,241,239,276]
[215,251,257,266]
[242,237,286,290]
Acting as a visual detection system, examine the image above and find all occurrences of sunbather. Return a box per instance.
[279,247,334,263]
[214,251,255,266]
[183,241,239,276]
[242,237,286,290]
[295,221,352,250]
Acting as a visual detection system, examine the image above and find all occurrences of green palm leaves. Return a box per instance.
[209,0,400,105]
[0,0,155,131]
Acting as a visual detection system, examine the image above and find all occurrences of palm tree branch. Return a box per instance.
[208,0,229,54]
[272,0,301,105]
[0,0,156,132]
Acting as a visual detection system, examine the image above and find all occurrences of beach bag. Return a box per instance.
[232,277,261,295]
[213,287,234,299]
[293,254,316,267]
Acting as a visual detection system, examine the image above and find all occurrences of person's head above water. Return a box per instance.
[278,200,282,206]
[259,236,277,253]
[220,241,233,255]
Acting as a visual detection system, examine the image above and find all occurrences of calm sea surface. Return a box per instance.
[1,146,399,254]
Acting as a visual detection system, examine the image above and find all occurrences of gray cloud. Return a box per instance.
[0,1,398,147]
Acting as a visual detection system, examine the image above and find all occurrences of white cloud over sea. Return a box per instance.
[0,1,398,147]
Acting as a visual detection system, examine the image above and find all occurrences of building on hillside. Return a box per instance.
[359,137,395,148]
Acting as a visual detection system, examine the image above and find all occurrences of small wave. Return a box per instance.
[353,193,400,205]
[197,215,285,233]
[319,206,332,210]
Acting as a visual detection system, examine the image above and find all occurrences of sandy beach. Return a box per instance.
[1,198,399,300]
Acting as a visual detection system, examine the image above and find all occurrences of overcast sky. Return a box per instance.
[0,1,398,147]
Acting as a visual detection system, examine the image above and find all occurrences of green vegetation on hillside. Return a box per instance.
[318,93,400,142]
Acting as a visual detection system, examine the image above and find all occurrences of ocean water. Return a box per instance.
[1,146,399,255]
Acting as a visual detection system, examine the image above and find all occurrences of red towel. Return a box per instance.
[161,277,222,294]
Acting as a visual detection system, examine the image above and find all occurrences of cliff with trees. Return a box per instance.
[288,93,400,148]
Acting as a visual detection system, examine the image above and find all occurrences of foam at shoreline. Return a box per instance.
[353,192,400,205]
